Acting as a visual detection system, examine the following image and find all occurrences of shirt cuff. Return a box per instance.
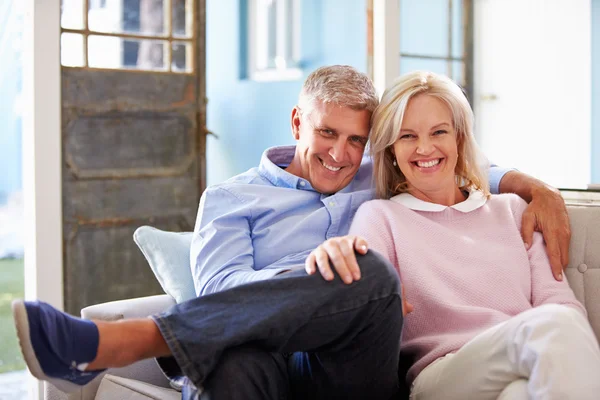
[489,165,516,194]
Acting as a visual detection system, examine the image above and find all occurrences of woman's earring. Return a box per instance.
[392,160,397,167]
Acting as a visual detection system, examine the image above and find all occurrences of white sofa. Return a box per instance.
[45,204,600,400]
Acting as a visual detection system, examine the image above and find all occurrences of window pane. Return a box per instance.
[452,0,463,58]
[88,0,167,36]
[452,60,464,87]
[61,33,85,67]
[88,35,167,71]
[400,0,449,57]
[399,57,448,76]
[61,0,85,30]
[172,41,193,72]
[173,0,193,38]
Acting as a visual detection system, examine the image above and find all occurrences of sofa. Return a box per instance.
[44,203,600,400]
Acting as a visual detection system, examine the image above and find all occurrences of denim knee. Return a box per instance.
[357,250,401,294]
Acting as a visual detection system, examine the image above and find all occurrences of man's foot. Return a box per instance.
[11,299,106,393]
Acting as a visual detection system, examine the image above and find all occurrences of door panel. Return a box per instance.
[61,0,206,314]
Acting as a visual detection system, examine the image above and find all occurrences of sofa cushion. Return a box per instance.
[95,374,180,400]
[564,205,600,343]
[133,226,196,303]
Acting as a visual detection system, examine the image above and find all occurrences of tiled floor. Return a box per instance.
[0,370,27,400]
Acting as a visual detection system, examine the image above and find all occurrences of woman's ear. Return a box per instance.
[291,107,301,140]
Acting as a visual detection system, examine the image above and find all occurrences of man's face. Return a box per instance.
[287,101,371,194]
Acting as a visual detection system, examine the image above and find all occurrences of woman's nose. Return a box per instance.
[416,138,434,155]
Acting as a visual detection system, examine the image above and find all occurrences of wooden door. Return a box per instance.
[60,0,206,314]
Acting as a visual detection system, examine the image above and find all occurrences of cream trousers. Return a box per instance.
[410,304,600,400]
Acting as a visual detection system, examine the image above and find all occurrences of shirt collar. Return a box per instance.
[390,189,487,213]
[258,146,314,190]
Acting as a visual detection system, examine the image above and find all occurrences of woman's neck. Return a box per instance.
[407,184,467,207]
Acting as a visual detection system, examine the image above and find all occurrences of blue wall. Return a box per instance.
[593,0,600,183]
[206,0,367,186]
[0,2,23,204]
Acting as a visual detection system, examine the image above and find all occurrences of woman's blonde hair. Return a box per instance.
[370,71,490,199]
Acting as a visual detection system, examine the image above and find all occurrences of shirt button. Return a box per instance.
[299,181,305,187]
[329,201,335,207]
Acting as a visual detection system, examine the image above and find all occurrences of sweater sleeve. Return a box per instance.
[509,197,586,315]
[349,201,398,268]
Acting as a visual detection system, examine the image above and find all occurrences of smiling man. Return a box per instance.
[13,66,571,400]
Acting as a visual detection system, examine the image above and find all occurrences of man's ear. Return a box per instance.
[291,106,301,140]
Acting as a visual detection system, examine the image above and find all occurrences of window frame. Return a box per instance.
[60,0,196,74]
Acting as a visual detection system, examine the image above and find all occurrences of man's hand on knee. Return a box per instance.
[305,236,368,284]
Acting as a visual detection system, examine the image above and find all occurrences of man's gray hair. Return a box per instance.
[298,65,379,114]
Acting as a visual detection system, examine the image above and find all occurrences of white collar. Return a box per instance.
[390,189,487,213]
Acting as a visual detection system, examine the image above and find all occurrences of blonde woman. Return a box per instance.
[309,71,600,399]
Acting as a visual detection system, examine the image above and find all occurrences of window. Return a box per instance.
[399,0,471,100]
[377,0,599,190]
[247,0,302,81]
[60,0,194,73]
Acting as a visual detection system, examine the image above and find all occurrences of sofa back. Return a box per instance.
[565,205,600,341]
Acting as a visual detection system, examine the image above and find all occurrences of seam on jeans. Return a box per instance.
[311,290,401,319]
[151,315,202,385]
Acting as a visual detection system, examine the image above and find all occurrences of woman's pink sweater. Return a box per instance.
[349,193,585,384]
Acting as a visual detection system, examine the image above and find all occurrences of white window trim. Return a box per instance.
[372,0,399,97]
[23,0,63,397]
[247,0,302,82]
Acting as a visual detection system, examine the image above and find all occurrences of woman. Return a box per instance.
[311,71,600,399]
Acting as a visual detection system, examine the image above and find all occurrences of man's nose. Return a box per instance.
[329,140,347,162]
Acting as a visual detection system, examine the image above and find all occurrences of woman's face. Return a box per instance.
[392,94,459,197]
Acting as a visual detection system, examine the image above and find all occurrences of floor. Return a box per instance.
[0,370,27,400]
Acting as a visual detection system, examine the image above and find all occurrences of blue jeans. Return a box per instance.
[152,251,404,400]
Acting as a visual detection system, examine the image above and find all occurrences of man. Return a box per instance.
[12,66,570,400]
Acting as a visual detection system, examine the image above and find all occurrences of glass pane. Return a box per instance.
[399,57,448,77]
[61,0,85,30]
[61,33,85,67]
[452,60,464,87]
[88,0,167,36]
[173,0,193,38]
[88,35,167,71]
[451,0,463,58]
[172,41,193,72]
[400,0,449,57]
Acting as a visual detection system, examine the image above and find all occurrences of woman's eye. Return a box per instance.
[400,134,415,140]
[433,130,447,135]
[321,129,335,136]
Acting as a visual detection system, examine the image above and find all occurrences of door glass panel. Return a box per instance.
[88,35,168,71]
[172,41,192,72]
[173,0,193,38]
[61,33,86,67]
[88,0,167,36]
[61,0,85,30]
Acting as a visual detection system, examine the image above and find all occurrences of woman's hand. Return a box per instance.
[305,235,368,284]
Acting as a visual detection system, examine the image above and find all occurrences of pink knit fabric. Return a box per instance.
[349,193,585,384]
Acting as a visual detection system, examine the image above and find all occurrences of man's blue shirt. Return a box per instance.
[191,146,510,296]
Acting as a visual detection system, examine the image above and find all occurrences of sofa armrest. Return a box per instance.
[44,295,177,400]
[81,294,176,320]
